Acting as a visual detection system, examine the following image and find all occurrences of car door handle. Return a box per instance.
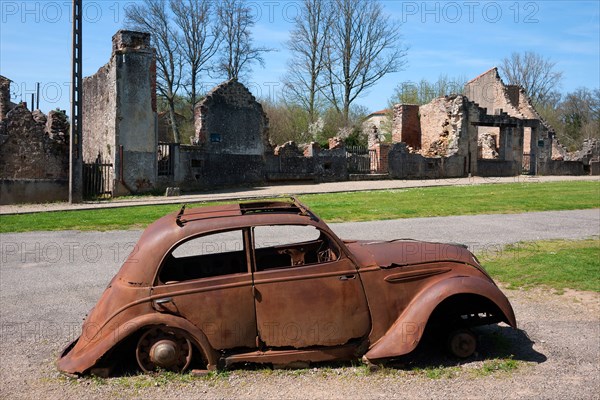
[153,297,173,306]
[339,274,356,281]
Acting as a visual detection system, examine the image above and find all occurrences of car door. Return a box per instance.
[150,229,257,350]
[251,224,370,348]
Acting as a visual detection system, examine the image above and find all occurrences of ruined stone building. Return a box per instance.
[83,30,158,196]
[390,96,480,178]
[2,31,597,205]
[0,75,71,204]
[193,80,270,153]
[464,67,573,175]
[387,67,592,178]
[76,30,348,196]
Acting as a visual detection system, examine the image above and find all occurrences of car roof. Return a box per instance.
[116,199,328,285]
[175,199,319,227]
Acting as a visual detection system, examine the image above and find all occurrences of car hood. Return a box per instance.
[345,239,478,269]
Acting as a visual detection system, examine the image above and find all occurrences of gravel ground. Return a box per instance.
[1,210,598,399]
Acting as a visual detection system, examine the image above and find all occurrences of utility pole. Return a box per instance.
[69,0,83,203]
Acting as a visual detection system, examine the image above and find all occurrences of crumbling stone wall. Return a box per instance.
[464,67,570,176]
[568,138,599,164]
[83,62,116,166]
[0,75,70,204]
[82,30,157,195]
[0,75,12,121]
[418,96,466,157]
[551,136,568,160]
[264,141,348,183]
[194,80,270,155]
[0,104,68,180]
[274,141,303,157]
[391,91,521,177]
[464,68,522,117]
[388,143,466,179]
[46,110,70,142]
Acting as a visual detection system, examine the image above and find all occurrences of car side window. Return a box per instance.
[253,225,339,271]
[158,229,247,284]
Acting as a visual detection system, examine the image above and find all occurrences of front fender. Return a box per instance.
[365,275,516,361]
[57,313,219,375]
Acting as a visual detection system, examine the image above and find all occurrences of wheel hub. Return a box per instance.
[448,330,477,358]
[150,340,179,368]
[136,327,193,373]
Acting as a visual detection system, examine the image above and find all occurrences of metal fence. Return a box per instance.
[346,146,377,173]
[158,143,176,176]
[522,154,531,174]
[83,159,113,199]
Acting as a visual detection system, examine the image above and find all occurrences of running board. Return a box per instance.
[223,344,359,368]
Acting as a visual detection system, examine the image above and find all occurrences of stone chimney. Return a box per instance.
[112,30,151,53]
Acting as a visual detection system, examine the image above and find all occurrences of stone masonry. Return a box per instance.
[464,67,560,174]
[0,75,12,121]
[194,80,270,155]
[82,30,157,195]
[0,104,68,180]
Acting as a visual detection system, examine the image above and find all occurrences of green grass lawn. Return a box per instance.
[1,180,598,233]
[301,180,599,222]
[479,238,600,293]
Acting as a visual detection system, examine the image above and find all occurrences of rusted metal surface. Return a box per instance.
[57,199,516,375]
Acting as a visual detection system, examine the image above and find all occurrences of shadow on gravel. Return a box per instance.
[108,324,546,376]
[385,324,547,369]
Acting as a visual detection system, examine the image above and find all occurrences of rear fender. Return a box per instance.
[57,313,219,374]
[365,276,516,361]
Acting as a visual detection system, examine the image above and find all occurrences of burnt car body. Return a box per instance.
[58,199,516,375]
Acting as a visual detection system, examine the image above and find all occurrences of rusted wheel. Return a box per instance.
[136,327,193,373]
[447,329,477,358]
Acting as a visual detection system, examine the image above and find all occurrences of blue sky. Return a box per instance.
[1,1,598,114]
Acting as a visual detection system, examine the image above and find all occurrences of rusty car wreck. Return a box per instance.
[58,198,516,375]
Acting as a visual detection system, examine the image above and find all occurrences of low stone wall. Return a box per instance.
[538,160,585,176]
[264,147,348,183]
[477,159,519,177]
[170,146,265,191]
[265,154,315,181]
[388,144,466,179]
[0,179,68,205]
[314,148,348,182]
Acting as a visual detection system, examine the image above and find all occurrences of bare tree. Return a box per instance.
[283,0,332,124]
[322,0,406,124]
[500,51,563,107]
[217,0,273,81]
[171,0,221,121]
[560,87,600,149]
[126,0,183,142]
